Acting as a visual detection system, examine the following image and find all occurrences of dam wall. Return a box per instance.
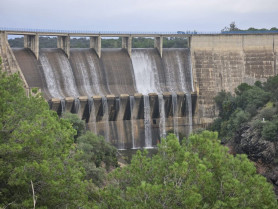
[1,30,278,149]
[191,34,278,124]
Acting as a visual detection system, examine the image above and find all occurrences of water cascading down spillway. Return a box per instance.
[12,44,194,149]
[131,49,164,148]
[88,97,97,134]
[101,96,110,142]
[158,94,166,139]
[143,95,153,148]
[162,49,193,137]
[171,93,179,139]
[129,96,136,149]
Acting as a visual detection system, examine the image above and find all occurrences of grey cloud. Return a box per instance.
[0,0,277,32]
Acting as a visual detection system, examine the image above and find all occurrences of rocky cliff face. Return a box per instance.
[229,123,278,195]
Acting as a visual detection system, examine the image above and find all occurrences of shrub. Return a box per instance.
[259,107,276,121]
[262,121,278,142]
[62,112,86,141]
[96,132,277,208]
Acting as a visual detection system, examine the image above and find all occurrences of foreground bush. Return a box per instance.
[96,132,277,208]
[0,61,90,208]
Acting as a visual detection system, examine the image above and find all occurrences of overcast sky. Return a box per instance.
[1,0,277,33]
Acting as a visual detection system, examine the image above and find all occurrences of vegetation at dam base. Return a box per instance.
[0,59,277,208]
[209,74,278,195]
[210,76,278,147]
[98,132,277,208]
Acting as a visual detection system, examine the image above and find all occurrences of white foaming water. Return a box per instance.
[116,98,125,150]
[163,50,188,93]
[188,49,195,92]
[102,96,110,142]
[163,50,194,137]
[75,53,94,96]
[40,53,64,99]
[86,53,102,95]
[129,96,136,149]
[143,95,153,148]
[163,54,177,92]
[57,54,79,98]
[175,51,188,92]
[61,99,66,114]
[172,93,179,139]
[158,94,166,139]
[74,98,80,114]
[186,93,193,135]
[88,98,97,134]
[131,50,161,94]
[132,50,162,148]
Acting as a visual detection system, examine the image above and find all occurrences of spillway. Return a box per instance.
[162,49,193,93]
[5,33,278,150]
[13,48,51,99]
[40,49,80,98]
[12,46,195,149]
[131,49,165,94]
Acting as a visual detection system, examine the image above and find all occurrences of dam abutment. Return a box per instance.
[191,34,278,125]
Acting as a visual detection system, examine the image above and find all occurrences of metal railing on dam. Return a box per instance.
[1,27,278,36]
[0,27,192,37]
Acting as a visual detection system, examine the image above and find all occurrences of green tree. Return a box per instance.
[263,75,278,102]
[262,120,278,142]
[236,86,270,110]
[96,132,277,208]
[62,112,86,141]
[214,90,236,120]
[0,60,90,208]
[76,131,118,186]
[221,21,240,32]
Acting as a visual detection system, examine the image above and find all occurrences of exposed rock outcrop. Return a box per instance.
[229,124,278,195]
[234,125,276,164]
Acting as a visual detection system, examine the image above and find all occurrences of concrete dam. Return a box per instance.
[1,30,277,149]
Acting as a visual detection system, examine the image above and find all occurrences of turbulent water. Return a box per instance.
[129,96,136,149]
[101,96,110,142]
[143,95,153,148]
[131,49,163,94]
[40,52,64,98]
[158,94,166,139]
[186,93,193,135]
[88,98,97,134]
[172,93,179,139]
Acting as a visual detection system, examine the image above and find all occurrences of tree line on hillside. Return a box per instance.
[222,21,278,32]
[8,37,188,49]
[0,57,277,208]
